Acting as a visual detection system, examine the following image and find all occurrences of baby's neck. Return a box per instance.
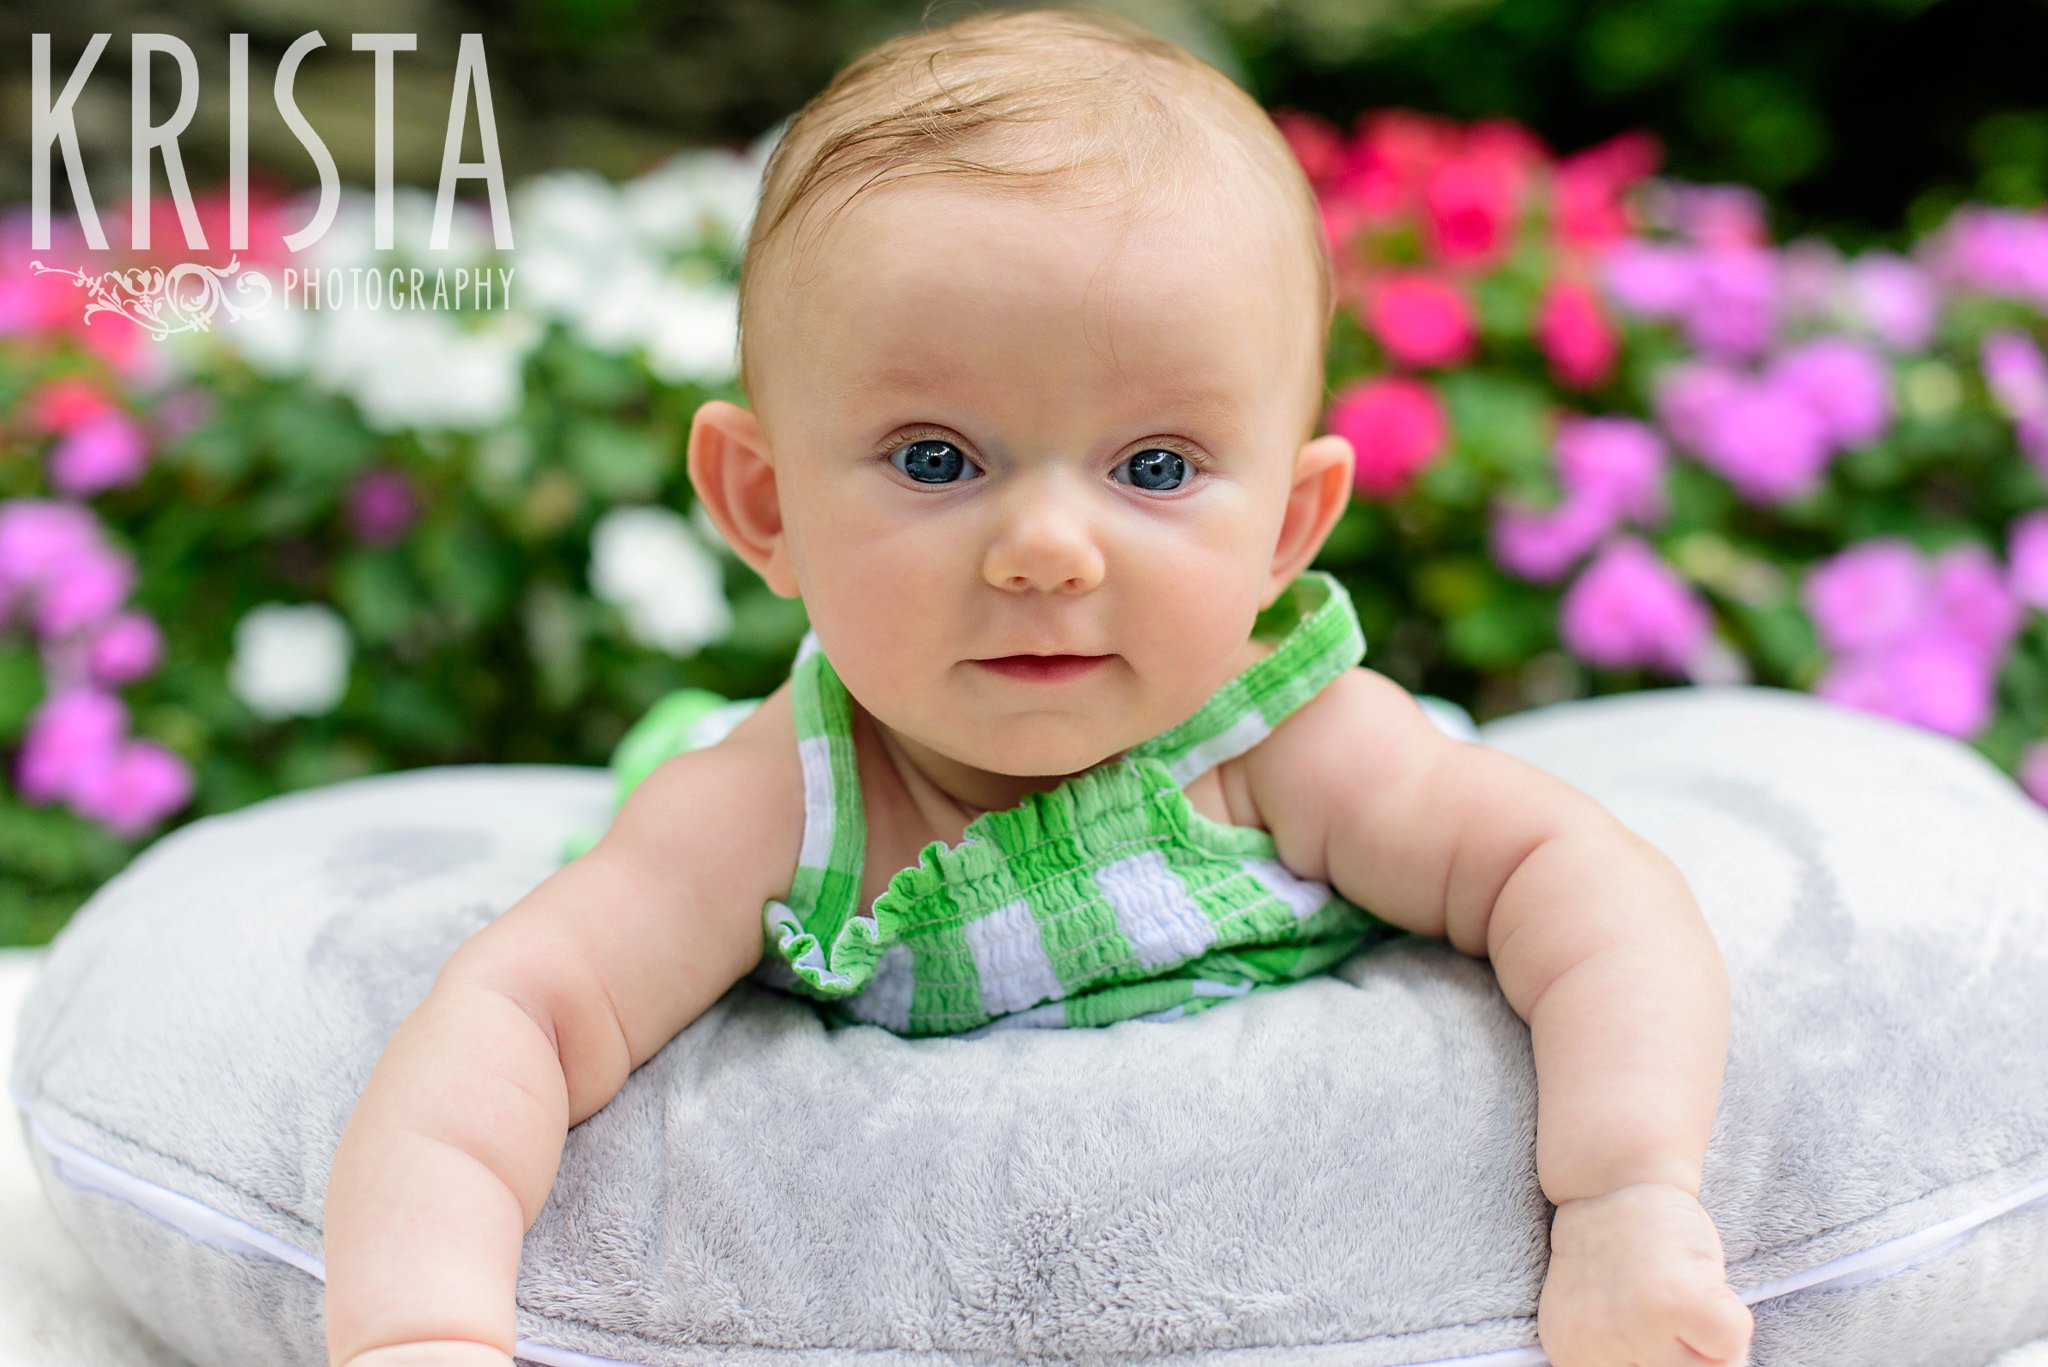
[856,701,1123,832]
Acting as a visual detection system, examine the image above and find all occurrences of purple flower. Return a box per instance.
[2021,741,2048,809]
[1931,544,2024,669]
[72,738,194,838]
[1681,247,1778,359]
[86,611,164,685]
[1846,253,1936,351]
[1555,416,1668,524]
[2011,512,2048,610]
[49,410,150,496]
[1982,331,2048,419]
[1558,537,1713,675]
[1777,240,1842,323]
[34,540,135,638]
[1692,378,1833,504]
[1656,183,1770,249]
[1815,631,1995,740]
[1932,208,2048,308]
[0,500,100,588]
[1768,337,1891,449]
[345,468,419,545]
[14,689,125,805]
[1653,360,1744,452]
[2023,414,2048,481]
[1600,242,1696,318]
[1490,490,1615,584]
[1803,539,1930,655]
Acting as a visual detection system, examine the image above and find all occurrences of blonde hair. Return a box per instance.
[734,3,1335,434]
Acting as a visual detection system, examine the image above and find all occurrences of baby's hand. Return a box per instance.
[1537,1182,1754,1367]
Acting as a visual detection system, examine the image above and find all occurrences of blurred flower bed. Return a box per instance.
[2,113,2045,945]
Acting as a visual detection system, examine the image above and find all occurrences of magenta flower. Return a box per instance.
[1817,630,1995,740]
[2011,512,2048,610]
[1601,242,1696,317]
[1490,490,1615,584]
[1327,377,1449,499]
[1768,337,1891,449]
[86,611,164,685]
[49,410,151,496]
[1982,331,2048,419]
[2021,742,2048,809]
[345,468,420,545]
[1846,253,1936,351]
[1555,416,1668,524]
[1932,208,2048,309]
[1681,247,1778,358]
[72,738,194,838]
[15,689,125,805]
[1776,240,1842,324]
[0,500,100,587]
[1931,544,2024,668]
[1803,539,1930,655]
[1691,379,1833,504]
[35,540,135,638]
[1535,281,1619,390]
[1558,537,1713,675]
[27,377,116,433]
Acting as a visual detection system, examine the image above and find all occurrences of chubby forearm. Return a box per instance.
[323,978,571,1364]
[1487,825,1731,1207]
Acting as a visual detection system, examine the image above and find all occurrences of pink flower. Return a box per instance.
[1691,379,1833,504]
[35,540,135,638]
[1422,150,1524,268]
[1931,544,2023,668]
[1659,183,1770,249]
[2010,512,2048,610]
[1555,416,1667,524]
[1274,110,1347,187]
[1682,247,1779,358]
[1846,253,1936,351]
[1490,490,1615,584]
[1552,131,1660,252]
[50,410,151,496]
[1768,337,1891,450]
[1559,538,1713,675]
[345,468,420,545]
[27,378,116,433]
[1776,240,1842,324]
[1601,242,1697,318]
[86,611,164,685]
[1931,208,2048,309]
[1326,377,1449,500]
[2020,741,2048,809]
[1803,539,1930,655]
[71,738,194,838]
[14,689,125,805]
[1817,630,1995,740]
[1535,280,1618,390]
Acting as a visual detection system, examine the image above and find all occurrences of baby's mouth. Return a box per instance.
[972,654,1114,682]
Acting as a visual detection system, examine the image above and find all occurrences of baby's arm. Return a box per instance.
[322,743,781,1367]
[1248,669,1753,1367]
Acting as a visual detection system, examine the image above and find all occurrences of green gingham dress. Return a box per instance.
[567,570,1478,1038]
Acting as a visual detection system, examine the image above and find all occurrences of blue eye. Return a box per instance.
[1117,447,1191,492]
[890,438,982,485]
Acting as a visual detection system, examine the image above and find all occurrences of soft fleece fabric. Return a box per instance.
[10,685,2048,1366]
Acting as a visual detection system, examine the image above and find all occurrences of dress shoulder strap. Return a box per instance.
[1126,569,1367,786]
[775,630,870,963]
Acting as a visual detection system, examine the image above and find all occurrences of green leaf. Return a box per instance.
[565,420,673,501]
[335,550,421,647]
[0,643,45,744]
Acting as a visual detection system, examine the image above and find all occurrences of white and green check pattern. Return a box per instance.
[750,569,1405,1037]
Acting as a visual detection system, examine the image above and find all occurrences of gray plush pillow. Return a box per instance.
[9,684,2048,1367]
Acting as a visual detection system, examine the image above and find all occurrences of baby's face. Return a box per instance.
[749,176,1332,779]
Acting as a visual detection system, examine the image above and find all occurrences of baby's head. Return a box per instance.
[691,5,1358,780]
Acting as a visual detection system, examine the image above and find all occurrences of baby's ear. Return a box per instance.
[1266,433,1354,602]
[686,400,799,599]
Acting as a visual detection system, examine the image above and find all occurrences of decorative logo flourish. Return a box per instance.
[28,257,274,340]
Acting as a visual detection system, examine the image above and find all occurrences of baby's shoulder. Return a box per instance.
[1231,666,1435,875]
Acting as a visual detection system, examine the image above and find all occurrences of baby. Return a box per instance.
[323,8,1754,1367]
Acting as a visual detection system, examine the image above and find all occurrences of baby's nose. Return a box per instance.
[982,486,1105,594]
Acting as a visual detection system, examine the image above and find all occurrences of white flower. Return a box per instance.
[310,307,535,433]
[589,506,731,655]
[643,280,739,384]
[229,603,353,720]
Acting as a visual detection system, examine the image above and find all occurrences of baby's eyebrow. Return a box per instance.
[851,365,1252,444]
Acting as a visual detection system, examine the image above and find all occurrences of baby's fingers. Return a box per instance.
[1674,1285,1754,1365]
